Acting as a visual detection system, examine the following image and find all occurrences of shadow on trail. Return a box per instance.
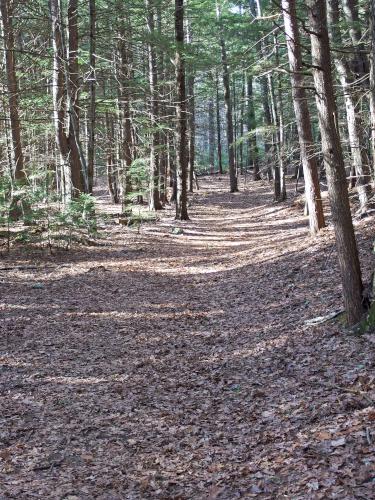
[1,176,374,498]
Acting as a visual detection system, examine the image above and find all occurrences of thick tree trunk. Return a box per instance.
[0,0,24,183]
[67,0,87,193]
[308,0,363,325]
[281,0,325,234]
[175,0,189,219]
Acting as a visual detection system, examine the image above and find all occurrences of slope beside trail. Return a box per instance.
[1,176,375,499]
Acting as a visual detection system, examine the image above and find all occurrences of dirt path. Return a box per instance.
[1,177,375,498]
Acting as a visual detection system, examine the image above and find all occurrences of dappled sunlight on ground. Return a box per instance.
[1,176,375,498]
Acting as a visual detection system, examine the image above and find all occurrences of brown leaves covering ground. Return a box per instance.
[1,176,375,499]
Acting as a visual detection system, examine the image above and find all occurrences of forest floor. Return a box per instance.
[1,176,375,499]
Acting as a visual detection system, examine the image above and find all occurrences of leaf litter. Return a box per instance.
[1,176,375,498]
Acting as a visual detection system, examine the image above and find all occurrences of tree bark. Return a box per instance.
[281,0,325,234]
[145,0,162,210]
[0,0,24,183]
[87,0,96,193]
[208,98,215,174]
[216,71,223,175]
[246,73,260,180]
[307,0,363,325]
[216,1,238,192]
[327,0,372,214]
[175,0,189,219]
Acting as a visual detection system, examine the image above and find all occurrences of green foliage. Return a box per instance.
[0,168,99,252]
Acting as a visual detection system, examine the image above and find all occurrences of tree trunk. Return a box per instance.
[308,0,363,325]
[87,0,96,193]
[67,0,87,193]
[216,71,223,175]
[185,15,195,193]
[175,0,189,220]
[216,1,238,192]
[369,0,375,174]
[145,0,162,210]
[281,0,325,234]
[328,0,372,214]
[0,0,24,183]
[246,73,260,180]
[208,98,215,174]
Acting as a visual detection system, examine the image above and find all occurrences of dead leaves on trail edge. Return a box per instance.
[1,177,375,498]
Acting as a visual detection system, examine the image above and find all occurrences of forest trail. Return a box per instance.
[1,177,375,498]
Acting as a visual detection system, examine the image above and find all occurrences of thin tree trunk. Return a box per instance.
[369,0,375,175]
[145,0,162,210]
[281,0,325,234]
[87,0,96,193]
[216,1,238,192]
[246,73,260,180]
[208,98,215,174]
[216,71,223,175]
[175,0,189,219]
[308,0,363,325]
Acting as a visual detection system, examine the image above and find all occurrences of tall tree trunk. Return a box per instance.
[208,98,215,174]
[67,0,87,193]
[369,0,375,174]
[105,112,120,204]
[145,0,162,210]
[216,71,223,175]
[246,73,260,180]
[0,0,24,183]
[116,2,134,209]
[50,0,71,201]
[308,0,363,325]
[87,0,96,193]
[186,16,195,193]
[340,0,369,79]
[175,0,189,219]
[281,0,325,234]
[216,1,238,192]
[327,0,372,214]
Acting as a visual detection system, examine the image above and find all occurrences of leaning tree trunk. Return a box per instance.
[308,0,363,325]
[175,0,189,220]
[281,0,325,234]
